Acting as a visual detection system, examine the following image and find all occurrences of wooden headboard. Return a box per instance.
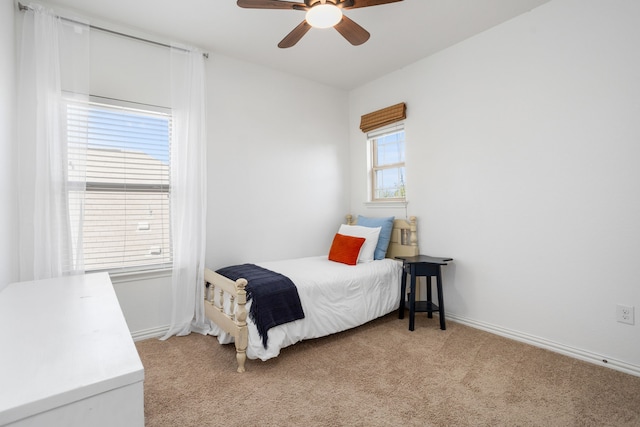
[346,214,419,259]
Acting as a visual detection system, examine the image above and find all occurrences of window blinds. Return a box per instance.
[67,99,172,273]
[359,102,406,133]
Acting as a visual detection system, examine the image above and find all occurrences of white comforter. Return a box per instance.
[210,256,402,361]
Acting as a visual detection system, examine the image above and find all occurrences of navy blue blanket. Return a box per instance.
[215,263,305,348]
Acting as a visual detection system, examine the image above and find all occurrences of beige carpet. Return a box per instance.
[136,313,640,427]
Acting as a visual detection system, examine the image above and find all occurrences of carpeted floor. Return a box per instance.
[136,313,640,427]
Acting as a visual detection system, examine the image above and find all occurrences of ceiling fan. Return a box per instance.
[237,0,403,48]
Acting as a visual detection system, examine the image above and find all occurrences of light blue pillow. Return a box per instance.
[356,215,395,260]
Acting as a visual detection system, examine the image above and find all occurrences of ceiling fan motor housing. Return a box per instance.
[306,0,340,6]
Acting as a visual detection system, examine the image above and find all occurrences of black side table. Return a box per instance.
[396,255,453,331]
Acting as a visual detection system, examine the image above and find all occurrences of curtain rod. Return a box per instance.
[17,2,209,59]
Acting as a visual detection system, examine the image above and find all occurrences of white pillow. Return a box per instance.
[337,224,381,263]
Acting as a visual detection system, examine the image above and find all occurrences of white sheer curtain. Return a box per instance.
[162,46,209,338]
[17,4,89,281]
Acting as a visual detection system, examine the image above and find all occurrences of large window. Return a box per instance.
[67,97,172,273]
[368,125,406,201]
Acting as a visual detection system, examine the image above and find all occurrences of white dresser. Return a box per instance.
[0,273,144,427]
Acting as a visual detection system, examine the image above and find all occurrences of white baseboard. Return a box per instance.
[131,325,169,342]
[447,314,640,377]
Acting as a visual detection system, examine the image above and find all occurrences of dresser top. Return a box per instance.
[0,273,144,425]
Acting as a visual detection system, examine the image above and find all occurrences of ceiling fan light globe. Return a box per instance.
[305,4,343,29]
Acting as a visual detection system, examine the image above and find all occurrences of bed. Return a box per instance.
[204,214,419,372]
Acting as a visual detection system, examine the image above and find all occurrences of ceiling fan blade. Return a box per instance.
[334,15,370,46]
[278,21,312,48]
[337,0,355,7]
[237,0,306,10]
[342,0,403,9]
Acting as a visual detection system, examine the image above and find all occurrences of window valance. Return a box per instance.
[359,102,406,133]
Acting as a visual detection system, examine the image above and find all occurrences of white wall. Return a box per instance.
[205,54,349,270]
[349,0,640,373]
[0,0,18,291]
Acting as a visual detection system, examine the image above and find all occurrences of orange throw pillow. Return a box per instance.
[328,233,366,265]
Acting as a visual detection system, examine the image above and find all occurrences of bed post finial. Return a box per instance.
[408,216,418,248]
[346,214,354,225]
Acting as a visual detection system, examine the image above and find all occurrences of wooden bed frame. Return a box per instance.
[203,215,418,372]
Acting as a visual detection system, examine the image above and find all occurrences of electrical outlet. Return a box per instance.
[616,304,635,325]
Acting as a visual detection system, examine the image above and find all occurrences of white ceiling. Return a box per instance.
[42,0,551,90]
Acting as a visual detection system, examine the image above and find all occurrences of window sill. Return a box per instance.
[107,267,172,284]
[364,200,408,209]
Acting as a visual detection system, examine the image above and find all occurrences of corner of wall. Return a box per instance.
[0,0,19,289]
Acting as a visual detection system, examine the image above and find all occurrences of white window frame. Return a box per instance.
[67,95,173,278]
[367,123,406,205]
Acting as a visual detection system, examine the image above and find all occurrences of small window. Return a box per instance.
[67,97,172,273]
[368,125,406,201]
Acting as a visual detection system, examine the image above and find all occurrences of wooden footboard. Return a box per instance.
[203,268,248,373]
